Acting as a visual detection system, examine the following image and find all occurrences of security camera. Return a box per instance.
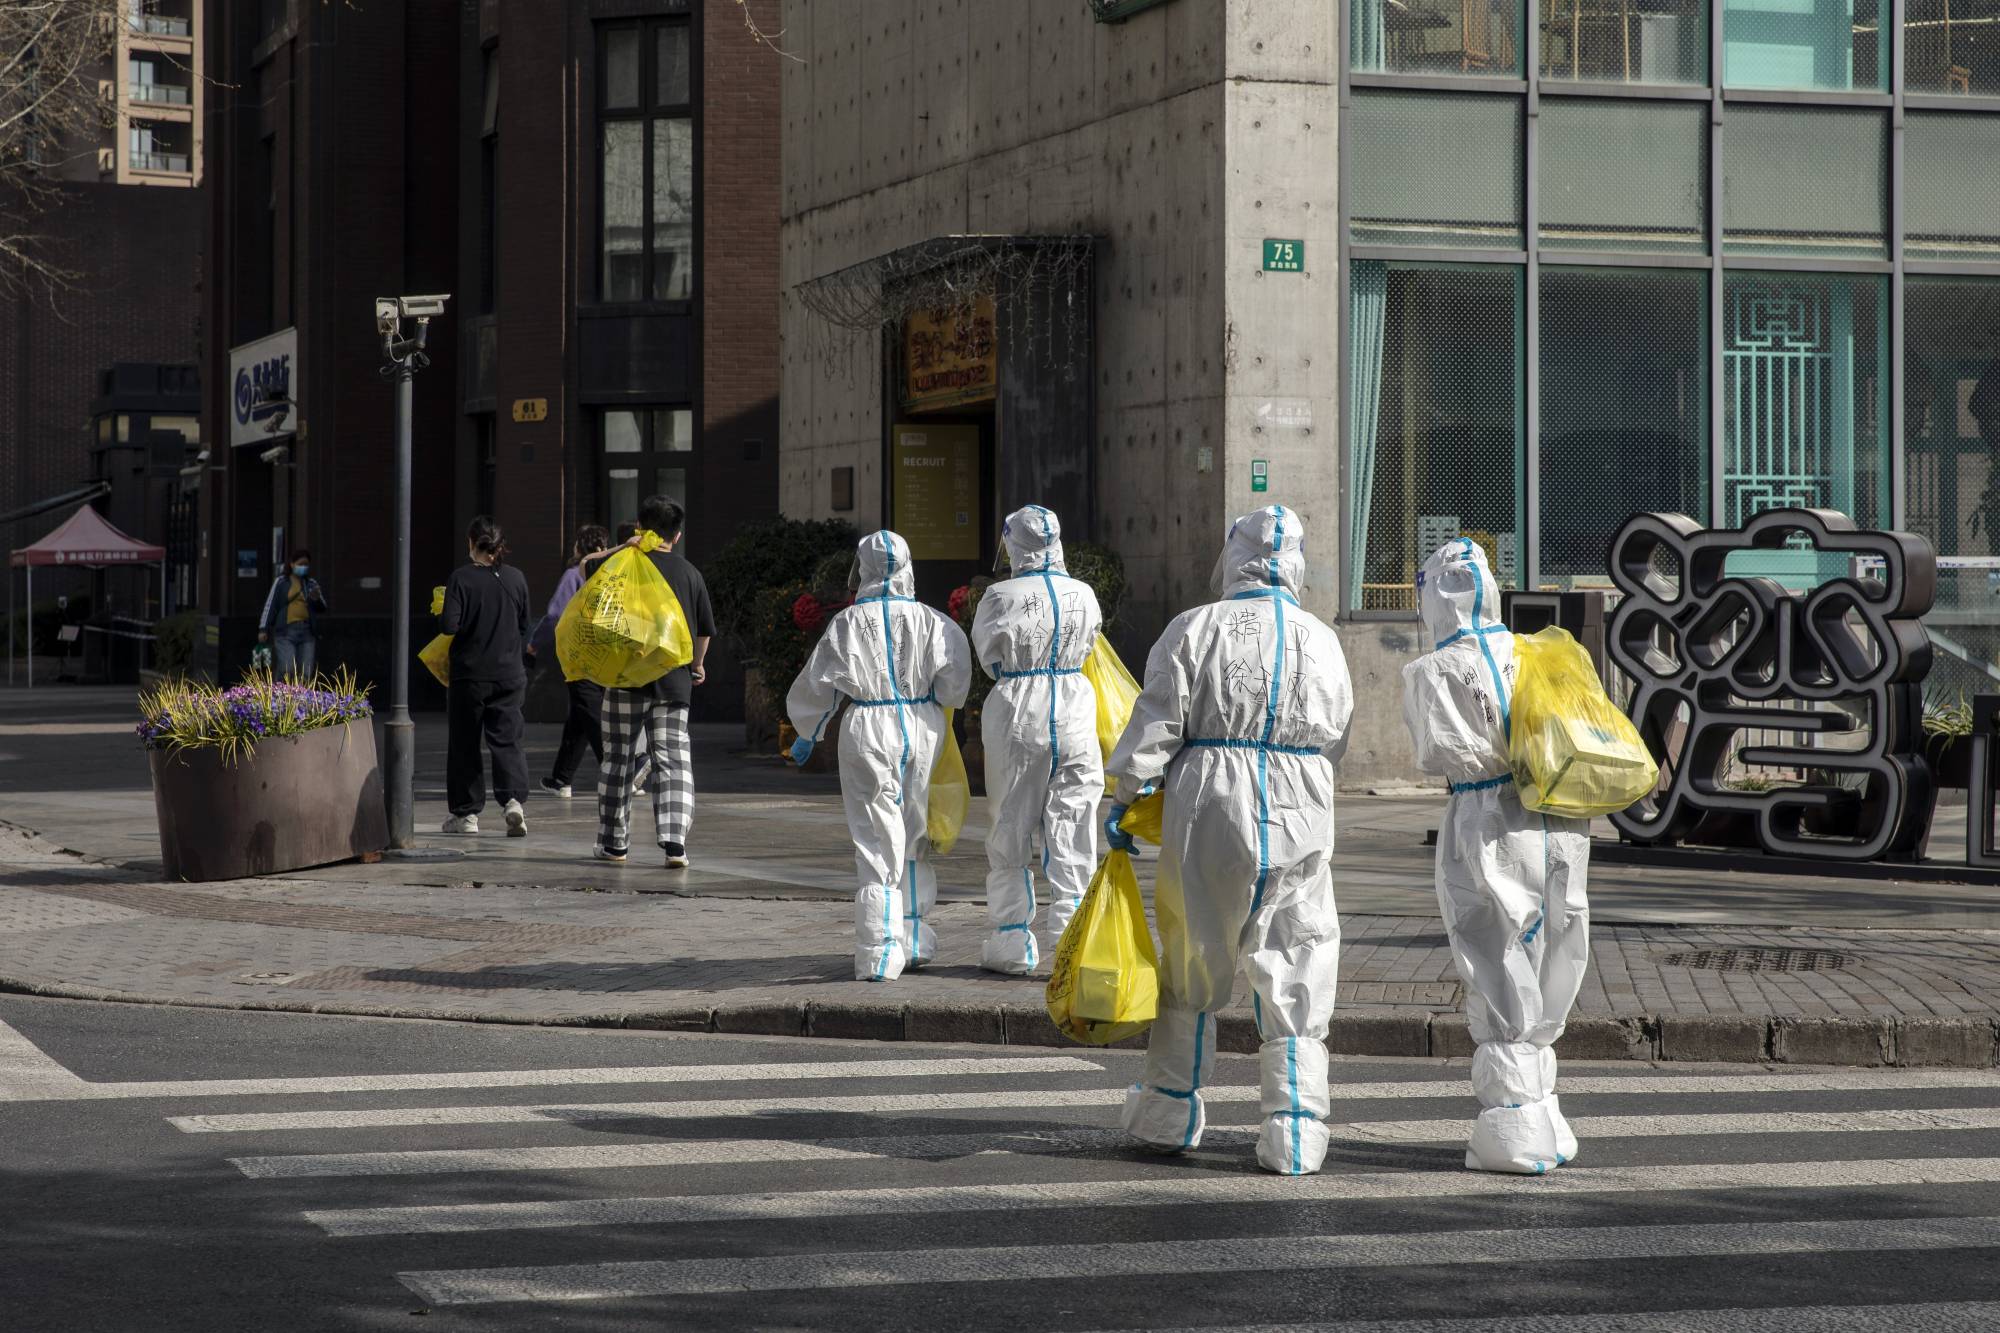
[376,295,451,332]
[259,444,290,465]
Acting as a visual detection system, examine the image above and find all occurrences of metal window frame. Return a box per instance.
[595,14,694,305]
[1336,0,2000,619]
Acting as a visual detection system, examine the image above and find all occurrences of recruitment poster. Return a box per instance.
[891,424,981,561]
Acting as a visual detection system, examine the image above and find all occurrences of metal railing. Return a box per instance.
[129,150,190,172]
[129,83,190,105]
[128,14,192,37]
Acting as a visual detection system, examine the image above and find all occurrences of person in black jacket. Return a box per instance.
[589,495,715,869]
[439,515,533,837]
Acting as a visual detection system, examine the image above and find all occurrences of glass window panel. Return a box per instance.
[1906,276,2000,693]
[1346,262,1524,612]
[657,24,691,105]
[1539,98,1706,254]
[656,407,694,451]
[1907,112,2000,262]
[1540,268,1708,587]
[1720,272,1888,532]
[1906,0,2000,93]
[607,468,641,531]
[481,49,499,136]
[1722,105,1885,259]
[651,118,694,301]
[1723,0,1886,90]
[600,122,645,301]
[603,410,643,454]
[603,27,640,109]
[1347,92,1524,249]
[1540,0,1707,83]
[1348,0,1523,76]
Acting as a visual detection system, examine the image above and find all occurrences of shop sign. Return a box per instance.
[891,424,981,561]
[229,328,298,447]
[902,294,997,413]
[1262,238,1304,272]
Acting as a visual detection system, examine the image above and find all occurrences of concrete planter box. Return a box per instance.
[148,723,388,881]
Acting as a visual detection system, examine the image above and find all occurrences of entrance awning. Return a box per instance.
[9,503,166,568]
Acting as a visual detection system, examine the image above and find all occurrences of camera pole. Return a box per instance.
[377,300,443,848]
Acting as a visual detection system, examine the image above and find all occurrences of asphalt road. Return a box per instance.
[6,993,2000,1331]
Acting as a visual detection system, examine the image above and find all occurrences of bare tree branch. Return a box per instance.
[0,0,120,300]
[728,0,802,62]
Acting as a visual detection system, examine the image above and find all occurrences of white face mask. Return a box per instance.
[292,564,309,578]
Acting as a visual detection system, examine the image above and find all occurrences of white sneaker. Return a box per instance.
[442,814,478,835]
[539,778,573,799]
[504,799,527,837]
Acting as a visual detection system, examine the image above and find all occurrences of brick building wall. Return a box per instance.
[0,182,203,549]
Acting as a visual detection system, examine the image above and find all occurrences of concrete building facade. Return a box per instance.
[780,0,2000,785]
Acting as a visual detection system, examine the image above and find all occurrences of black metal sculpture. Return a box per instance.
[1606,509,1937,862]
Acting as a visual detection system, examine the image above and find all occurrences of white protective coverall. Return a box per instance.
[1401,538,1590,1174]
[970,505,1106,975]
[787,531,972,981]
[1107,506,1354,1175]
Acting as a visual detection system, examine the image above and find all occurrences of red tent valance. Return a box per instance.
[8,505,165,568]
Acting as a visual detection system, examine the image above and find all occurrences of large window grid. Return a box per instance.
[1340,0,2000,620]
[597,17,694,304]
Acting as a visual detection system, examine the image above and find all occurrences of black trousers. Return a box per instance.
[548,679,606,785]
[447,678,529,815]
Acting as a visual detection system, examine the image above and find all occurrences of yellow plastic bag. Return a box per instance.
[928,708,970,856]
[1080,636,1140,794]
[555,532,694,688]
[1118,788,1165,845]
[418,634,453,687]
[1046,849,1160,1045]
[1509,626,1658,818]
[429,585,445,616]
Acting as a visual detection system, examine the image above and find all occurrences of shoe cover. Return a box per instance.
[1471,1040,1549,1108]
[854,880,908,982]
[1255,1036,1331,1175]
[1465,1098,1561,1174]
[1123,1010,1213,1152]
[979,928,1038,976]
[1547,1092,1578,1164]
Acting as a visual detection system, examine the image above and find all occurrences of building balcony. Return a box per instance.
[129,82,191,106]
[129,150,191,174]
[129,13,190,36]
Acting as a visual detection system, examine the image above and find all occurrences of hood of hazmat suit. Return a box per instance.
[1401,538,1591,1173]
[786,530,973,982]
[1106,506,1354,1175]
[970,506,1105,975]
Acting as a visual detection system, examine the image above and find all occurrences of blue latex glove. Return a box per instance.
[1104,803,1135,853]
[789,736,815,767]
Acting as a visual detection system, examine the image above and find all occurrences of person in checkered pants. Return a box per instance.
[589,495,715,869]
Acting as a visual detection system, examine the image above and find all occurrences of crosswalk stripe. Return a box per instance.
[232,1093,2000,1178]
[1089,1302,2000,1333]
[232,1125,1165,1178]
[168,1070,2000,1133]
[396,1214,2000,1304]
[305,1155,2000,1237]
[1345,1106,2000,1142]
[4,1054,1102,1103]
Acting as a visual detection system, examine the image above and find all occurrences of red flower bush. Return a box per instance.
[791,593,826,634]
[947,584,972,625]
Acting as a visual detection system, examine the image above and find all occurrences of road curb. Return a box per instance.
[1,972,1994,1066]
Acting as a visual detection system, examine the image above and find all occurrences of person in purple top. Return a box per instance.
[529,525,610,798]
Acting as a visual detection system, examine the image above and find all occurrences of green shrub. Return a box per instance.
[705,516,858,660]
[154,611,204,674]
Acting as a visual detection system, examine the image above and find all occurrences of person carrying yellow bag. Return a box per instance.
[570,496,715,872]
[969,506,1105,976]
[1046,794,1163,1045]
[419,585,451,686]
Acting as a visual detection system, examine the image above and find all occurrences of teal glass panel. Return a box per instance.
[1722,105,1886,260]
[1348,91,1524,249]
[1350,0,1523,76]
[1540,98,1706,253]
[1906,112,2000,262]
[1723,0,1886,90]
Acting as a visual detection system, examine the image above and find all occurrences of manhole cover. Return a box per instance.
[1659,947,1849,973]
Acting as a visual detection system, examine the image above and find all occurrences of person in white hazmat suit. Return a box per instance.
[1401,537,1590,1174]
[1105,506,1354,1176]
[786,531,972,982]
[970,505,1105,975]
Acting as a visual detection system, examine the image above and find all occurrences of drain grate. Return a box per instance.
[1659,947,1850,974]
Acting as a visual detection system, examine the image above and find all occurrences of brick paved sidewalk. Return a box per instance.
[3,822,1998,1068]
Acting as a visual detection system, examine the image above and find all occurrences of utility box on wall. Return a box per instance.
[1502,590,1609,677]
